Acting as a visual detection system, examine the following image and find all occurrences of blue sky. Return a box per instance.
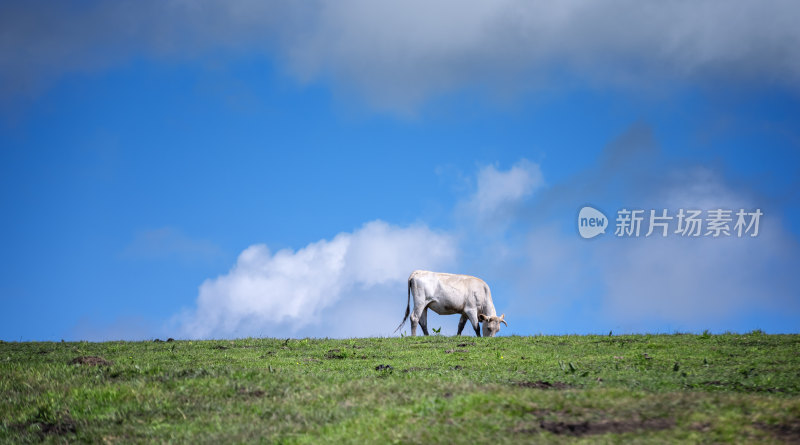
[1,1,799,340]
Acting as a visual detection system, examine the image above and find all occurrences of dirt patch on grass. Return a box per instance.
[516,418,674,437]
[13,416,77,438]
[444,349,468,353]
[457,342,475,347]
[517,380,573,390]
[70,356,113,366]
[37,419,77,436]
[755,421,800,443]
[689,422,712,432]
[237,387,265,398]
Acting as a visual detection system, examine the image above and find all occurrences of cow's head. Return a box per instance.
[478,313,507,337]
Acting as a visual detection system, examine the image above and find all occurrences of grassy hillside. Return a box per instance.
[1,332,799,443]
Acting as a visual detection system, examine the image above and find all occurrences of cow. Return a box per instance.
[394,270,507,337]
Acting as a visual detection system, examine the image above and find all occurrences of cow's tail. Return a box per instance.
[394,276,412,334]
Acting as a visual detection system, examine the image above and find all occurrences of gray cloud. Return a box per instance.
[490,125,800,334]
[2,1,800,112]
[0,1,290,100]
[599,166,799,330]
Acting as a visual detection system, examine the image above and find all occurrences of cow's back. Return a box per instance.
[410,270,490,305]
[410,270,485,286]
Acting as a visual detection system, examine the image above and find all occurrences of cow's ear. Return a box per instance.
[478,314,487,322]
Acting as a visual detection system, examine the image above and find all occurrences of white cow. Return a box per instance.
[395,270,507,337]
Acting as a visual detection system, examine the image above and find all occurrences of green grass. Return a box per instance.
[1,332,799,443]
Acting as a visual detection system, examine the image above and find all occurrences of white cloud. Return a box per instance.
[461,159,544,225]
[175,220,456,339]
[3,1,800,112]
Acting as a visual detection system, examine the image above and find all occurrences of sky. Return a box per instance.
[1,1,799,341]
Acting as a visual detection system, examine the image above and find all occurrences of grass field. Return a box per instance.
[1,332,799,443]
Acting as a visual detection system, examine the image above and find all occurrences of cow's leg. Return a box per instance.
[419,307,430,336]
[456,313,468,336]
[466,311,481,337]
[409,303,426,337]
